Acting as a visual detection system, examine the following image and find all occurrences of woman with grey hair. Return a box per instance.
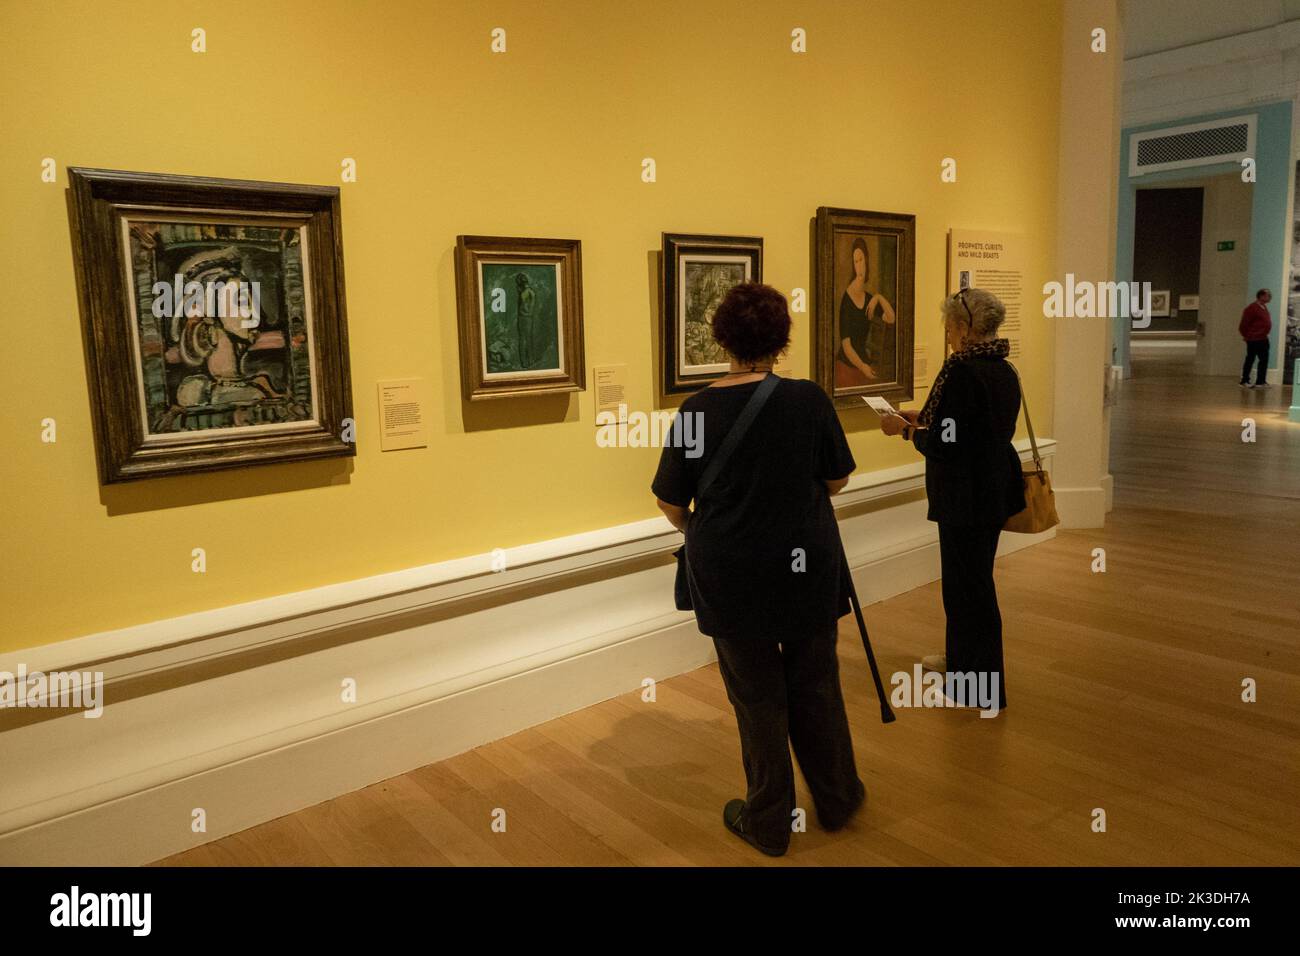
[880,288,1024,710]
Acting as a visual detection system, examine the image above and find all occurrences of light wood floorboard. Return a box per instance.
[158,356,1300,866]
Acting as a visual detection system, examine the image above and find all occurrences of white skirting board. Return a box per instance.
[0,440,1055,866]
[1054,484,1110,529]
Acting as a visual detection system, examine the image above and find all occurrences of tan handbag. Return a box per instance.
[1003,367,1060,534]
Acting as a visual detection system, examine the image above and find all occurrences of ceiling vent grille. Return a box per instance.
[1129,115,1256,177]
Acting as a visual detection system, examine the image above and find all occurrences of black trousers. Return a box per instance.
[1241,339,1270,385]
[711,627,863,850]
[938,522,1008,709]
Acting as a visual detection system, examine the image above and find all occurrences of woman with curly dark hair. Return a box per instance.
[652,281,865,857]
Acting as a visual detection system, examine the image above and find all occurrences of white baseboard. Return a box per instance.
[0,441,1055,866]
[1054,484,1109,529]
[0,612,714,867]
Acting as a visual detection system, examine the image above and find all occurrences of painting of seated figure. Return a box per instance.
[813,206,915,406]
[128,222,314,434]
[68,167,355,482]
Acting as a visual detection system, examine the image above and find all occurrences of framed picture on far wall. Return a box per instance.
[660,232,763,394]
[813,206,915,406]
[1150,289,1171,316]
[454,235,586,400]
[67,167,355,484]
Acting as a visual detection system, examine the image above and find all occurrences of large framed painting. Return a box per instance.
[67,167,355,484]
[454,235,585,400]
[660,232,763,394]
[813,206,915,406]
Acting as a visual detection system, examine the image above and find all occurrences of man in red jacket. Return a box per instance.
[1239,289,1273,388]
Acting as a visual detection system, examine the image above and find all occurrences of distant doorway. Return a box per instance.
[1132,186,1202,365]
[1128,176,1255,377]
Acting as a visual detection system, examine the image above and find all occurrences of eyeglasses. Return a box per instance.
[951,288,974,324]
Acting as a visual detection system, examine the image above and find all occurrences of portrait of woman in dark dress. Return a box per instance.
[835,236,897,388]
[652,282,866,857]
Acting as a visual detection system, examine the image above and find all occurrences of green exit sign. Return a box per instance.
[1217,240,1235,251]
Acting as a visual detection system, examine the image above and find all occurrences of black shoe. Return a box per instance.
[722,799,787,857]
[820,779,867,832]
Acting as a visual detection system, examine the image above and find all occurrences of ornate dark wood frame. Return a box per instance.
[660,232,763,395]
[813,206,916,407]
[454,235,585,400]
[67,167,355,484]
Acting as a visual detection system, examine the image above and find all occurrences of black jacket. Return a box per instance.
[910,355,1026,526]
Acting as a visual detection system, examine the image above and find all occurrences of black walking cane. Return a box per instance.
[841,544,896,724]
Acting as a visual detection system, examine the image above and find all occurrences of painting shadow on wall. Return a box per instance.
[649,250,687,412]
[460,392,576,432]
[97,458,352,515]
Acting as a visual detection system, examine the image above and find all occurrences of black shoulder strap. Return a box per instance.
[695,373,780,502]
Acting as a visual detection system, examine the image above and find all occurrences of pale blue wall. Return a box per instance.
[1115,101,1293,371]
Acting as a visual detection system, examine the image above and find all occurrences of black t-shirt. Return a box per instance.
[652,376,856,642]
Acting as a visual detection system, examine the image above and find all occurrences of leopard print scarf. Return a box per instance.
[916,338,1011,428]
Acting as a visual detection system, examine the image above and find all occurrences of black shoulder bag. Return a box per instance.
[672,373,779,611]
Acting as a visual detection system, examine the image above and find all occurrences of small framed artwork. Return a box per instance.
[454,235,585,400]
[67,167,355,484]
[660,232,763,394]
[813,206,915,406]
[1178,294,1200,310]
[1151,289,1171,317]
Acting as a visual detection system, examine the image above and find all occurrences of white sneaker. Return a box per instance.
[1254,383,1272,389]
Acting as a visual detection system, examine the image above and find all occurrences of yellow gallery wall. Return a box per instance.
[0,0,1063,651]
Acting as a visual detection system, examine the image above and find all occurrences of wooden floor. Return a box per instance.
[159,354,1300,866]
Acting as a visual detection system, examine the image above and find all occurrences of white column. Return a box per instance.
[1052,0,1123,526]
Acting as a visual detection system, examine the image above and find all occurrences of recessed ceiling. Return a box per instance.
[1125,0,1300,58]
